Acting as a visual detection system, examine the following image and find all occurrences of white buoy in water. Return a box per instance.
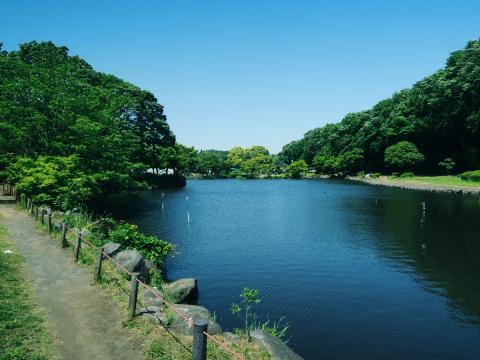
[186,196,190,224]
[161,193,165,214]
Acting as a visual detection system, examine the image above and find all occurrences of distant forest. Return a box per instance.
[279,40,480,175]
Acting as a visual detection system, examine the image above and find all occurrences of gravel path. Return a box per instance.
[0,204,143,360]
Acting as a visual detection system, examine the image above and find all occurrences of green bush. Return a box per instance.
[108,223,174,264]
[370,173,381,179]
[399,172,415,178]
[285,160,308,179]
[384,141,425,171]
[391,172,400,178]
[459,170,480,182]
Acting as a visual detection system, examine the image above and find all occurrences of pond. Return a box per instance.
[117,179,480,359]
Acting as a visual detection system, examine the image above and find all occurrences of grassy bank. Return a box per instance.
[358,175,480,194]
[0,219,59,360]
[382,175,480,187]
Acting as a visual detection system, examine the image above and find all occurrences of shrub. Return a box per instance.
[391,172,400,178]
[7,156,95,210]
[285,160,308,179]
[370,173,381,179]
[438,158,455,175]
[384,141,425,171]
[399,172,415,178]
[108,223,174,264]
[459,170,480,182]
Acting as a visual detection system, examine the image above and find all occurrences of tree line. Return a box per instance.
[0,41,183,209]
[278,40,480,176]
[173,145,311,179]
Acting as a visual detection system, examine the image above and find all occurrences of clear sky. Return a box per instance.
[2,0,480,153]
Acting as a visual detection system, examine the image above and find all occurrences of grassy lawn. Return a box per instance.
[0,220,59,360]
[387,175,480,187]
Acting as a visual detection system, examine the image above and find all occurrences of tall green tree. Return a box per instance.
[384,141,425,172]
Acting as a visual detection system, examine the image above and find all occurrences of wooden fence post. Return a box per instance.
[47,213,52,234]
[74,232,82,262]
[34,206,39,221]
[193,319,208,360]
[128,273,140,320]
[60,223,67,248]
[94,248,103,282]
[40,210,45,225]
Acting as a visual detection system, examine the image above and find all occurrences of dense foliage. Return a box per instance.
[107,222,174,263]
[178,146,288,179]
[279,40,480,174]
[384,141,425,171]
[286,160,308,179]
[459,170,480,182]
[0,41,180,209]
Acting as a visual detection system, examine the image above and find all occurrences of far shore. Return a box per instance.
[354,176,480,195]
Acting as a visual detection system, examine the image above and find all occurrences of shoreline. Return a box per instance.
[354,176,480,195]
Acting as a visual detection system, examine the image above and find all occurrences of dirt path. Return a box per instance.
[0,204,143,360]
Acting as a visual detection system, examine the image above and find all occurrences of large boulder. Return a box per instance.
[113,250,149,281]
[250,330,303,360]
[168,304,221,336]
[163,278,198,304]
[144,287,165,307]
[102,243,122,258]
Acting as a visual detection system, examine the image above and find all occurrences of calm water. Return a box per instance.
[117,180,480,359]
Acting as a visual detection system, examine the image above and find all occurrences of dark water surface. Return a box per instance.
[117,179,480,359]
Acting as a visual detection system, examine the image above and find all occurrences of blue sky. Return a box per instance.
[2,0,480,153]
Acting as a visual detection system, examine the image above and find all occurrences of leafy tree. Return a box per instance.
[231,288,261,340]
[438,158,456,175]
[6,156,95,209]
[279,139,305,164]
[195,150,228,177]
[227,147,246,168]
[169,144,197,174]
[312,154,337,175]
[286,159,308,178]
[227,146,274,177]
[384,141,425,172]
[337,149,364,175]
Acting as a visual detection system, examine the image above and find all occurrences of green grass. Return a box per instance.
[388,175,480,187]
[0,220,60,360]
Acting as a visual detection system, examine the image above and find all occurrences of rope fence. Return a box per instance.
[6,188,247,360]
